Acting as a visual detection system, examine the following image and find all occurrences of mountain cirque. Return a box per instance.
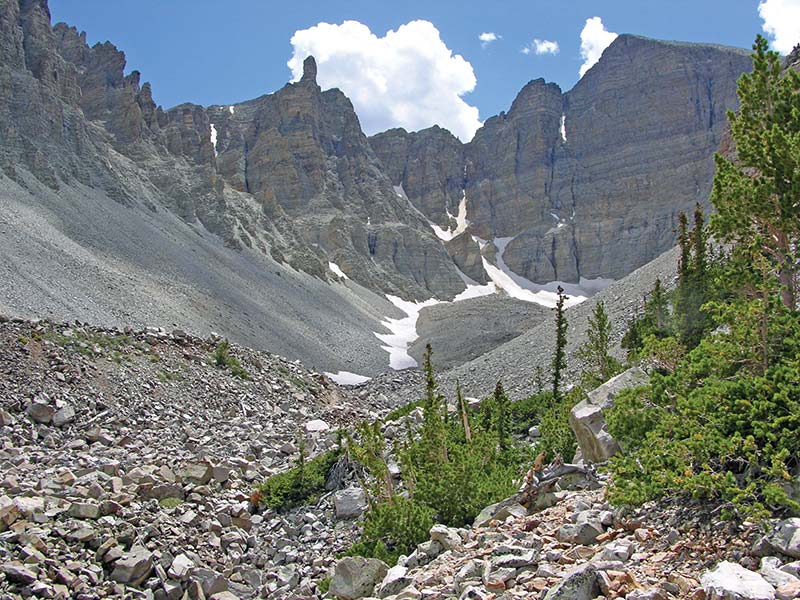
[1,1,751,324]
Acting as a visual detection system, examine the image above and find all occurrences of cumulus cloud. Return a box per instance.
[522,39,560,55]
[479,32,499,47]
[579,17,618,78]
[288,20,481,141]
[758,0,800,54]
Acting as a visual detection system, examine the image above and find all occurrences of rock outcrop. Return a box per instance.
[569,367,650,463]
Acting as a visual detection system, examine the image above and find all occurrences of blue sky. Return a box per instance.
[49,1,796,140]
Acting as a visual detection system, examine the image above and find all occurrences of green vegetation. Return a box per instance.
[158,497,183,509]
[35,330,136,359]
[607,36,800,518]
[254,443,342,511]
[317,577,331,595]
[509,389,579,461]
[384,398,424,423]
[211,339,250,380]
[578,301,623,388]
[551,286,568,402]
[344,345,532,564]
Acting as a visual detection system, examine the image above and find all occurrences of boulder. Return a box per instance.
[330,556,389,600]
[761,557,800,589]
[701,561,776,600]
[569,367,649,463]
[429,524,462,551]
[179,461,213,485]
[544,563,600,599]
[110,546,153,585]
[334,487,368,519]
[473,499,527,528]
[52,404,76,427]
[305,419,330,432]
[769,519,800,559]
[378,565,413,598]
[27,399,54,424]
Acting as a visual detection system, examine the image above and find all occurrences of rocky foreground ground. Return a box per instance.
[2,316,800,600]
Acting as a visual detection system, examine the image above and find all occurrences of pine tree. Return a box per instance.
[675,206,710,348]
[622,278,672,357]
[456,381,472,443]
[711,35,800,312]
[578,301,621,388]
[421,344,448,463]
[552,286,568,402]
[493,381,511,450]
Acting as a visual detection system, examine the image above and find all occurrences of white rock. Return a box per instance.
[701,561,776,600]
[305,419,330,433]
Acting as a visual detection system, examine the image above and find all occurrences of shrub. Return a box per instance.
[211,339,250,380]
[606,308,800,516]
[344,496,434,564]
[510,390,579,462]
[345,346,533,563]
[254,446,341,511]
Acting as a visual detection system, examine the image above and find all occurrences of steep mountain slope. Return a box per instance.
[1,0,464,303]
[0,0,755,377]
[371,36,752,285]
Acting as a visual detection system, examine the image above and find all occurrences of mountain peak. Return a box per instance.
[301,55,317,83]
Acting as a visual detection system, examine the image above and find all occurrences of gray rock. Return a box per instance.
[769,519,800,559]
[761,557,800,589]
[52,404,76,427]
[110,545,154,585]
[601,539,635,561]
[701,561,776,600]
[569,367,649,463]
[330,556,389,600]
[544,562,600,599]
[27,399,54,424]
[378,565,413,598]
[429,524,462,551]
[168,553,195,580]
[557,519,604,545]
[473,499,527,528]
[179,461,213,485]
[68,502,100,519]
[2,562,38,584]
[334,487,368,519]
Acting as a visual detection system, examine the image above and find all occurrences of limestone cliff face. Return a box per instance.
[371,35,752,284]
[1,3,465,300]
[370,125,465,230]
[0,1,755,301]
[207,57,464,298]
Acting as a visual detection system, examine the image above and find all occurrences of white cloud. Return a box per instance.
[579,17,618,78]
[758,0,800,54]
[288,20,481,141]
[479,32,499,47]
[522,38,560,55]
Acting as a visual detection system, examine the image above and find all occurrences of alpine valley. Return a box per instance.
[3,2,800,600]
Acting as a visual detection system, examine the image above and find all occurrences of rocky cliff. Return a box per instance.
[0,0,464,302]
[371,35,752,284]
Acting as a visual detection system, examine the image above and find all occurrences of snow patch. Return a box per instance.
[430,192,469,242]
[328,261,349,280]
[229,105,235,114]
[324,370,371,386]
[451,267,496,301]
[374,295,440,370]
[478,237,610,308]
[396,185,469,243]
[560,114,567,142]
[209,124,218,156]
